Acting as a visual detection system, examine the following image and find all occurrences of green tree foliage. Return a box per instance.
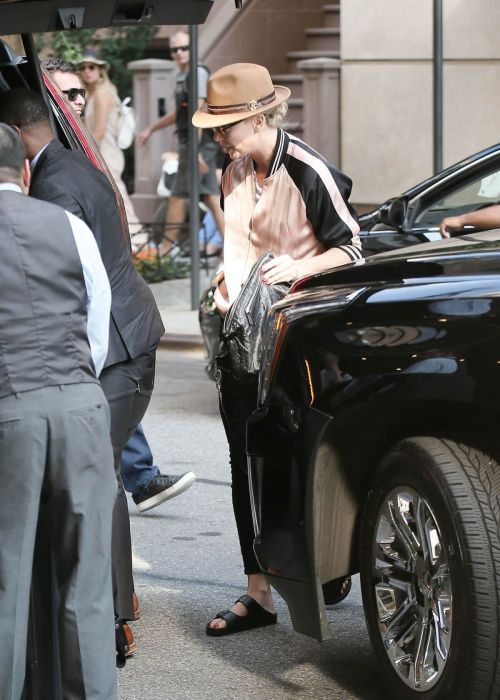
[37,26,158,193]
[133,254,189,283]
[37,26,158,97]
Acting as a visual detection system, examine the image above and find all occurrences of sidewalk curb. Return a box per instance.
[159,333,204,351]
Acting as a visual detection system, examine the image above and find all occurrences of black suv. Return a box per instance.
[248,230,500,699]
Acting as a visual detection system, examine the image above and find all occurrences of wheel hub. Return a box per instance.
[372,487,452,691]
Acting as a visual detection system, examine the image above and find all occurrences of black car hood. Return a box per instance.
[0,0,213,33]
[295,229,500,292]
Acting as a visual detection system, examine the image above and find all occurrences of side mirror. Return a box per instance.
[378,197,407,229]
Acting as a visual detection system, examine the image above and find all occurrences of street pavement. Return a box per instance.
[150,272,212,349]
[117,336,385,699]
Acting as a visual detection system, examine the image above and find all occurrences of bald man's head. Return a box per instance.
[169,30,190,69]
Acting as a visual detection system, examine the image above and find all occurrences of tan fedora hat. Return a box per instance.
[192,63,290,129]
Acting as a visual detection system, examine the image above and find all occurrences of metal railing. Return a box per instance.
[130,209,221,284]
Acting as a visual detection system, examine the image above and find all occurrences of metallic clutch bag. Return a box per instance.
[222,250,289,379]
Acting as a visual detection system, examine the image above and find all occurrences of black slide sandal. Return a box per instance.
[206,594,277,637]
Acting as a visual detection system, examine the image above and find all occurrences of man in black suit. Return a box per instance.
[0,88,164,641]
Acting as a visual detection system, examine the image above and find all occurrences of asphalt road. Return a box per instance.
[118,348,385,700]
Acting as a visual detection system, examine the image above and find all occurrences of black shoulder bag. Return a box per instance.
[222,250,289,380]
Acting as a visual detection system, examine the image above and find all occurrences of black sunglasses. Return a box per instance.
[212,118,245,136]
[170,45,189,54]
[62,88,86,102]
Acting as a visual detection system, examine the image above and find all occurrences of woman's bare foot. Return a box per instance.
[208,573,275,631]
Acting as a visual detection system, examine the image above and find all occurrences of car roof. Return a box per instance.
[0,0,214,34]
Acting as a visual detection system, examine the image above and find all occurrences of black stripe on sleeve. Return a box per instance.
[285,140,360,250]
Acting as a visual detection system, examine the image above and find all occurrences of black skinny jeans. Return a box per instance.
[216,356,260,575]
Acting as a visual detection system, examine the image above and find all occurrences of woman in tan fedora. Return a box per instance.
[193,62,362,636]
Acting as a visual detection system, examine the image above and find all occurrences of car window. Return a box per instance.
[415,166,500,226]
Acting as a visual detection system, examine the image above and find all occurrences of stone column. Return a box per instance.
[128,58,177,224]
[297,58,341,166]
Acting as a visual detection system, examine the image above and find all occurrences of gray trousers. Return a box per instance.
[0,383,117,700]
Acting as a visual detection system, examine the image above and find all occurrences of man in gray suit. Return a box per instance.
[0,123,116,699]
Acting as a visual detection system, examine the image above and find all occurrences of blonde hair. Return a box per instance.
[81,62,118,97]
[95,67,117,95]
[265,102,288,128]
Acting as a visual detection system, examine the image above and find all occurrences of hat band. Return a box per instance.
[207,90,276,115]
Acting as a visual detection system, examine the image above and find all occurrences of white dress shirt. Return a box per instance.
[30,142,49,175]
[65,210,111,376]
[0,183,111,376]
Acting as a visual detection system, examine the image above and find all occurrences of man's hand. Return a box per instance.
[439,215,464,239]
[261,254,302,284]
[136,127,152,147]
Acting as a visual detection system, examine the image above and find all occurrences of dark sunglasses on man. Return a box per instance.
[62,88,86,102]
[170,45,189,55]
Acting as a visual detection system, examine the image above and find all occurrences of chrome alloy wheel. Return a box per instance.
[372,487,452,692]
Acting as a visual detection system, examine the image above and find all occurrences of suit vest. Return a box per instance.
[0,190,97,398]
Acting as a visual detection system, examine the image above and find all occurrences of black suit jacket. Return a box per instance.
[30,140,164,367]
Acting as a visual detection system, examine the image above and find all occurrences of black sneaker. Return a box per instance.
[133,472,196,513]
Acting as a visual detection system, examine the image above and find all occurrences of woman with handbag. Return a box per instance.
[192,63,363,636]
[78,50,141,235]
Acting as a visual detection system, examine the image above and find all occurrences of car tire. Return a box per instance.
[359,437,500,699]
[322,576,352,606]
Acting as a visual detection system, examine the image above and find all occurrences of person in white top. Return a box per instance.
[78,49,141,236]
